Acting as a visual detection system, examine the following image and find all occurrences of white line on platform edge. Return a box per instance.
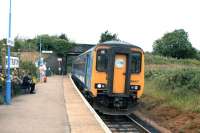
[69,74,112,133]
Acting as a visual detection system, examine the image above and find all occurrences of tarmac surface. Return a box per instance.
[0,76,70,133]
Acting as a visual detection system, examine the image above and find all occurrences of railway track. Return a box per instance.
[99,113,151,133]
[71,77,158,133]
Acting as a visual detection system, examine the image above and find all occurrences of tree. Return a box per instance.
[99,30,119,43]
[196,51,200,60]
[0,38,6,45]
[37,34,74,57]
[0,34,75,57]
[59,33,69,41]
[12,37,37,52]
[153,29,197,59]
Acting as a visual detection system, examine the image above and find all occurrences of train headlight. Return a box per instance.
[130,85,140,91]
[95,83,106,89]
[97,84,102,88]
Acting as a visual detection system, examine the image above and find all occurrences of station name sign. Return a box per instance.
[6,56,19,68]
[42,50,53,54]
[7,38,14,47]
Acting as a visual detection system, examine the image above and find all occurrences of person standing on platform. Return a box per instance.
[39,64,47,83]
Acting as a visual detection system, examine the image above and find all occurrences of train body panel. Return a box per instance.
[90,46,110,96]
[130,48,144,98]
[72,41,144,115]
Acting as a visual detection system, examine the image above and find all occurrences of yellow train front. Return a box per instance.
[72,41,144,115]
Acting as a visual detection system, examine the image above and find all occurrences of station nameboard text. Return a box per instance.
[6,56,19,68]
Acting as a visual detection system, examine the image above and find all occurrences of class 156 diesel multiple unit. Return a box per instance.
[72,41,144,115]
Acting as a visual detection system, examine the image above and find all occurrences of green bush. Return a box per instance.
[145,68,200,93]
[144,53,200,112]
[145,79,200,112]
[20,61,37,76]
[0,95,3,104]
[145,53,200,66]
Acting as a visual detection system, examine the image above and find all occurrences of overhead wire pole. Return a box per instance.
[5,0,12,104]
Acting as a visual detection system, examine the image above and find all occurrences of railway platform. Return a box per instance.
[0,76,107,133]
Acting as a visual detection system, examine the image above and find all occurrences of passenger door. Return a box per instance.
[113,54,127,93]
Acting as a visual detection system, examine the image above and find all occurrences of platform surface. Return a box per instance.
[0,76,105,133]
[63,76,105,133]
[0,76,69,133]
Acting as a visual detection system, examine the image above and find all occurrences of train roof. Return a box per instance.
[76,41,143,57]
[97,40,143,50]
[66,44,95,56]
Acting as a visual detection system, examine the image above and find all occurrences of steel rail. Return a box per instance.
[99,114,151,133]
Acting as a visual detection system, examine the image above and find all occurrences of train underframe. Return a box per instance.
[92,94,138,115]
[72,76,138,115]
[82,90,138,115]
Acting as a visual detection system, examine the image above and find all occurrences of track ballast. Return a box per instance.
[99,113,151,133]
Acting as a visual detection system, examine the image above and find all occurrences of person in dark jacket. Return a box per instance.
[22,73,31,93]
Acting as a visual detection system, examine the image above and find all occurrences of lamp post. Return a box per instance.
[38,37,42,81]
[40,37,42,61]
[5,0,12,104]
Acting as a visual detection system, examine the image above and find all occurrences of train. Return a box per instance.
[71,41,144,115]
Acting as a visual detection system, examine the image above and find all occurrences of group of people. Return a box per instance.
[21,73,36,94]
[0,69,36,96]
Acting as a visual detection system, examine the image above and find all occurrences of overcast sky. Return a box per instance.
[0,0,200,51]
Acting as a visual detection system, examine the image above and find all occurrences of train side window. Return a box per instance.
[96,49,108,72]
[131,53,141,73]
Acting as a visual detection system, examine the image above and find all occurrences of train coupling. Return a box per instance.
[113,97,124,108]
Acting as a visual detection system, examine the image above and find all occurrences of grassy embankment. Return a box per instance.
[144,53,200,112]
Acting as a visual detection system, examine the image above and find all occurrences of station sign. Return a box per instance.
[7,38,14,47]
[42,50,53,54]
[57,58,62,62]
[6,56,19,68]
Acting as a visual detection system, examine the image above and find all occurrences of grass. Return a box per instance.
[144,54,200,113]
[145,80,200,112]
[145,53,200,66]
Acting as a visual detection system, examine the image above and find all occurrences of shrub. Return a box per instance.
[20,61,37,76]
[145,68,200,93]
[0,95,3,104]
[145,53,200,66]
[144,53,200,112]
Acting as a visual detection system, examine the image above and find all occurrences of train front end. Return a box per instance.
[91,41,144,115]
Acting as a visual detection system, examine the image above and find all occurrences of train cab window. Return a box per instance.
[96,49,108,71]
[131,53,141,73]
